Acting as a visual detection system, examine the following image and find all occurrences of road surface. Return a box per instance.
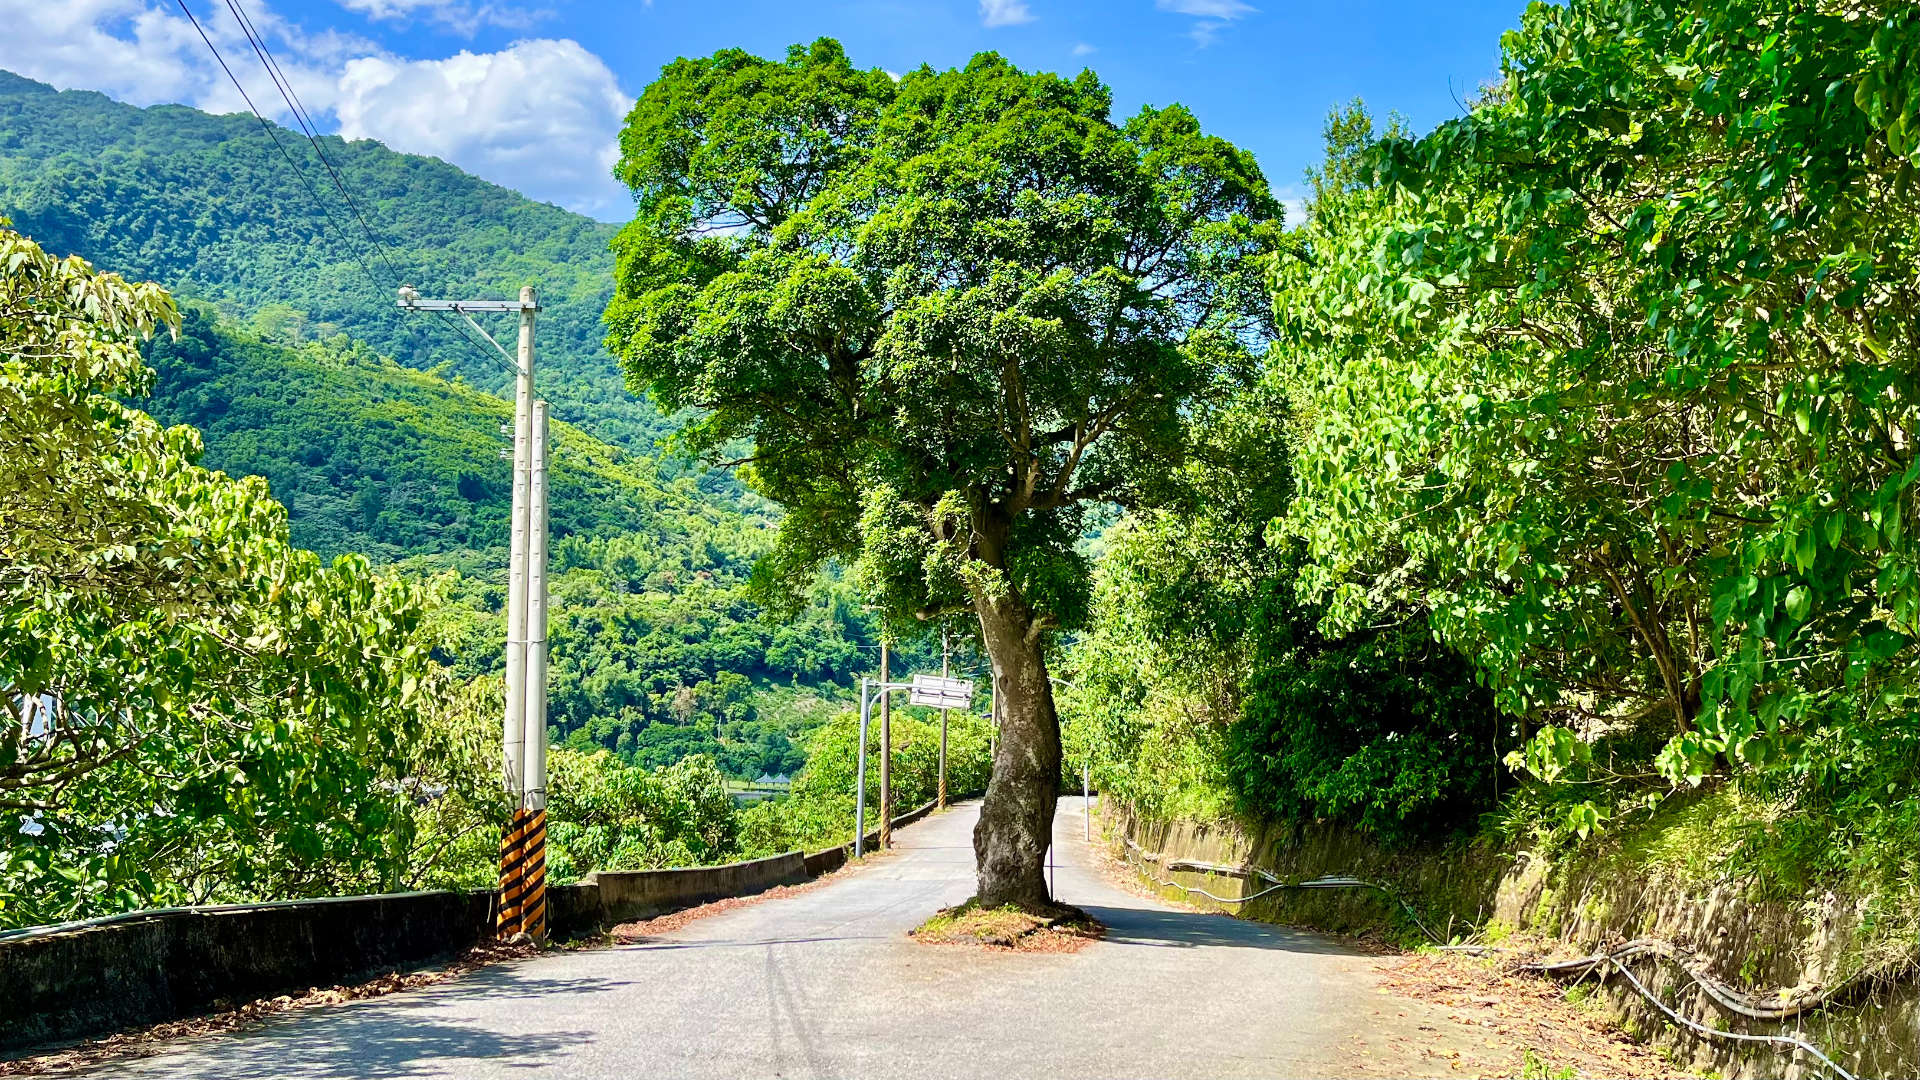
[103,799,1486,1078]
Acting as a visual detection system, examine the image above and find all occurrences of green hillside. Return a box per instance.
[138,300,862,780]
[0,69,662,456]
[0,68,893,780]
[144,307,747,563]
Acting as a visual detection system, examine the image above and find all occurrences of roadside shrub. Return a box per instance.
[1228,623,1500,843]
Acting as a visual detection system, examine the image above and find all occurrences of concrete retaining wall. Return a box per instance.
[1497,849,1920,1080]
[581,851,811,927]
[800,798,943,882]
[804,845,849,877]
[1109,801,1916,1080]
[2,797,966,1056]
[1111,803,1508,940]
[0,890,494,1054]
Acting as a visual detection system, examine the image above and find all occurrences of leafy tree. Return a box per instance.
[0,226,464,925]
[607,40,1282,908]
[543,750,740,879]
[0,67,930,789]
[1065,384,1500,840]
[1274,2,1920,837]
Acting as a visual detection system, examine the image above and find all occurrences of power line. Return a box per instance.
[171,0,387,298]
[174,0,514,383]
[215,0,504,373]
[219,0,403,287]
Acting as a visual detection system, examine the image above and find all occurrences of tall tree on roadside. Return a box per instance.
[606,41,1280,908]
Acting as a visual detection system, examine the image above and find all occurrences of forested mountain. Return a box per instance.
[146,308,745,562]
[138,282,870,780]
[0,69,666,457]
[0,68,891,782]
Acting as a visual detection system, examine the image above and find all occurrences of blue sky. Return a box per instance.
[5,0,1529,224]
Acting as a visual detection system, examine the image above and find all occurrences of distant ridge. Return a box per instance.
[0,68,657,453]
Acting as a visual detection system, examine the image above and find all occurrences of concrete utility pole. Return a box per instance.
[855,677,871,858]
[397,284,548,942]
[878,639,893,850]
[937,629,950,810]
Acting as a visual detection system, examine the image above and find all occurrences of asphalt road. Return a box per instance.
[102,798,1475,1079]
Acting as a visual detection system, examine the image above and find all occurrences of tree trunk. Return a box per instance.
[970,583,1060,911]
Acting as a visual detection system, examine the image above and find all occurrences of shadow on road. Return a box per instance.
[148,970,616,1080]
[622,934,885,951]
[1082,904,1356,954]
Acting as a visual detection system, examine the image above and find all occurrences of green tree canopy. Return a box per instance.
[606,40,1282,907]
[1274,1,1920,829]
[0,225,480,924]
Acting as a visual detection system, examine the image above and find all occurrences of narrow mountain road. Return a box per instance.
[104,800,1506,1078]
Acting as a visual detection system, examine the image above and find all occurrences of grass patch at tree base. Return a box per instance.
[910,898,1106,952]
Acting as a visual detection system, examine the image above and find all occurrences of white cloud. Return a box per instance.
[334,40,633,219]
[1156,0,1254,15]
[1155,0,1254,47]
[979,0,1034,28]
[0,0,635,220]
[0,0,267,116]
[333,0,550,36]
[1071,42,1096,56]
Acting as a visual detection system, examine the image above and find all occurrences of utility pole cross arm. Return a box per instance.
[395,286,540,312]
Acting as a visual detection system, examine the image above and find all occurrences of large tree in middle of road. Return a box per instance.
[606,40,1280,910]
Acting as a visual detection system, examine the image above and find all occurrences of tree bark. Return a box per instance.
[970,581,1061,911]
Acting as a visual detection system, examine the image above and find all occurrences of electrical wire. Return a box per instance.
[175,0,513,380]
[218,0,404,287]
[1121,841,1442,942]
[171,0,386,298]
[1125,840,1863,1080]
[1566,953,1858,1080]
[219,0,504,373]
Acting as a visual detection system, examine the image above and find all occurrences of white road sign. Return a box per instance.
[909,674,974,710]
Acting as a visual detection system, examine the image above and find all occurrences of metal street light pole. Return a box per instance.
[855,677,871,858]
[878,640,892,850]
[1084,760,1091,842]
[938,629,950,810]
[1050,674,1091,844]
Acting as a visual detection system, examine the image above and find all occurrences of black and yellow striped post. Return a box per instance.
[498,808,531,937]
[519,809,547,942]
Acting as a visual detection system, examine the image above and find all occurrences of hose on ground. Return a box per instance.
[1121,840,1864,1080]
[1122,840,1442,943]
[1552,949,1858,1080]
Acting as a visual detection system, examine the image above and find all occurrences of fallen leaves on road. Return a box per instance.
[0,940,537,1077]
[909,898,1106,953]
[1366,950,1689,1079]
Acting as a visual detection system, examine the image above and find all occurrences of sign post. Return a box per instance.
[938,631,950,810]
[854,672,973,856]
